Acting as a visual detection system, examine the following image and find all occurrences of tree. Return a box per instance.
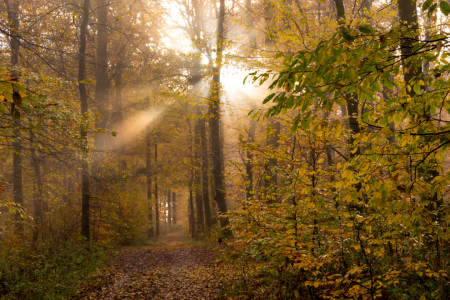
[78,0,91,241]
[209,0,229,234]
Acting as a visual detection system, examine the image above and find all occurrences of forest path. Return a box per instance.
[74,234,226,299]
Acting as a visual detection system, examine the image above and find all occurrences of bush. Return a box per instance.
[0,240,115,300]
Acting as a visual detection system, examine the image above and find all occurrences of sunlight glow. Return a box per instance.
[119,107,165,147]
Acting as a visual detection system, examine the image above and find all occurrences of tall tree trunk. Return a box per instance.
[265,119,280,203]
[398,0,440,252]
[146,131,153,238]
[189,182,195,238]
[361,0,372,19]
[246,119,256,200]
[188,119,196,238]
[154,143,159,237]
[245,0,257,48]
[194,113,205,234]
[162,193,166,234]
[168,189,172,226]
[172,192,177,225]
[333,0,361,159]
[94,0,108,155]
[6,0,23,234]
[30,130,43,244]
[78,0,91,241]
[114,60,123,149]
[200,117,213,228]
[245,0,257,201]
[263,0,280,200]
[209,0,229,233]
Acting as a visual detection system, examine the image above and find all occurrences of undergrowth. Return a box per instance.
[0,239,115,300]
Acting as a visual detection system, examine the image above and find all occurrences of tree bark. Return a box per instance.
[6,0,23,234]
[209,0,230,234]
[194,112,205,233]
[188,119,196,238]
[200,117,213,228]
[361,0,372,19]
[245,0,257,201]
[333,0,361,159]
[398,0,440,253]
[245,0,257,48]
[146,131,153,238]
[189,182,195,238]
[30,130,43,244]
[94,0,108,155]
[114,60,123,149]
[78,0,91,241]
[168,189,172,226]
[266,119,280,202]
[154,143,159,237]
[263,0,281,200]
[172,192,177,224]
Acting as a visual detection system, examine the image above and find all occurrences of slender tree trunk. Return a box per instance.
[189,183,195,238]
[6,0,23,234]
[172,192,177,225]
[94,0,108,157]
[245,0,257,48]
[263,0,280,200]
[188,119,196,238]
[30,130,43,244]
[154,143,159,237]
[146,131,153,238]
[115,60,123,149]
[209,0,230,233]
[398,0,440,252]
[361,0,372,19]
[266,119,280,203]
[78,0,91,241]
[162,195,166,234]
[246,119,256,200]
[333,0,361,159]
[200,118,213,228]
[168,189,172,226]
[245,0,257,201]
[194,114,205,234]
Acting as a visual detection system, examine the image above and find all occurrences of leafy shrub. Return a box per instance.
[0,240,114,300]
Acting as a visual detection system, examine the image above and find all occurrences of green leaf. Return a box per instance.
[428,3,438,17]
[301,115,310,130]
[422,0,433,11]
[286,95,295,109]
[12,83,26,93]
[413,83,421,94]
[342,31,355,42]
[430,105,437,115]
[358,25,372,34]
[440,1,450,15]
[275,52,284,59]
[0,104,7,113]
[263,93,276,104]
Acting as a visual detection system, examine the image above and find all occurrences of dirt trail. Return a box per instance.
[74,235,226,300]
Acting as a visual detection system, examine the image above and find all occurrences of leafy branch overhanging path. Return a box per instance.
[74,235,228,300]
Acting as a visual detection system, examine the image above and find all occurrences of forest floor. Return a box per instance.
[73,234,230,300]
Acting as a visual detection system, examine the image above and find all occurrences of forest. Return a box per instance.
[1,0,450,299]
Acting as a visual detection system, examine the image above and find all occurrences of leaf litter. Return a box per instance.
[73,235,232,299]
